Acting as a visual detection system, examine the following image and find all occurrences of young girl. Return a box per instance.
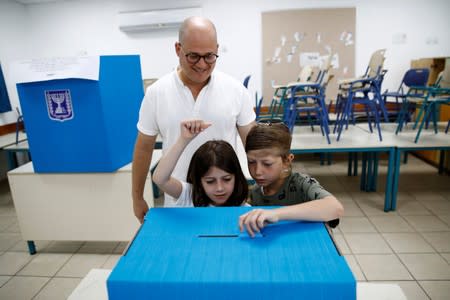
[239,120,344,237]
[152,120,248,207]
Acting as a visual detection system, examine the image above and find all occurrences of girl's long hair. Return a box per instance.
[187,140,248,207]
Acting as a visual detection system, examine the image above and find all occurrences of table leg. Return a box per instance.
[389,148,401,211]
[438,150,445,175]
[27,241,36,255]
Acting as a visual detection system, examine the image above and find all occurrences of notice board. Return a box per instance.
[262,8,356,104]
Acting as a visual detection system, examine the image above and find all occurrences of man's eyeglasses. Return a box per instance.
[179,44,219,64]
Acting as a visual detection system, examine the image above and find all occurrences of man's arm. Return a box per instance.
[132,132,157,224]
[237,121,256,146]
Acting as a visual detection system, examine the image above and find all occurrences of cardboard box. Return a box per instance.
[107,207,356,300]
[16,55,143,172]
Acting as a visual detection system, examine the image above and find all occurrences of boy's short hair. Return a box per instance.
[245,120,291,156]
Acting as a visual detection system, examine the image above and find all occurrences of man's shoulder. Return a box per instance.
[146,70,177,92]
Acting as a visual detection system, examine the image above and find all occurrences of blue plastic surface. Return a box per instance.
[16,55,143,172]
[107,207,356,300]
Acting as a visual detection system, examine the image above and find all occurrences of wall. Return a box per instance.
[0,0,449,123]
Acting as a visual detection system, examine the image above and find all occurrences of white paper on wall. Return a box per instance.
[299,52,321,67]
[331,53,340,69]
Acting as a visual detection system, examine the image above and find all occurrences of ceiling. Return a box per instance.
[12,0,77,4]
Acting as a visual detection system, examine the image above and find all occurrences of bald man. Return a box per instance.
[132,17,256,223]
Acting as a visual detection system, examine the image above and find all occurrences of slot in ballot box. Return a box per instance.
[107,207,356,300]
[16,55,143,172]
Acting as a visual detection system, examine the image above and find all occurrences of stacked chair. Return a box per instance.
[333,49,388,141]
[383,68,429,121]
[283,55,334,144]
[257,66,314,121]
[396,61,450,143]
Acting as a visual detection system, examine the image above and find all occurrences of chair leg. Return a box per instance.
[414,103,433,143]
[413,102,426,130]
[432,103,438,134]
[373,103,383,141]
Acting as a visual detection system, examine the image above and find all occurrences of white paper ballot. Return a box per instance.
[10,56,100,84]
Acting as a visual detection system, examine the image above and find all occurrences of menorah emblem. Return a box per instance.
[45,90,74,122]
[50,93,67,114]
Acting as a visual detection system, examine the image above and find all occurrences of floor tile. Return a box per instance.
[102,254,121,269]
[418,280,450,300]
[56,253,110,278]
[344,255,366,281]
[77,241,119,254]
[403,215,450,232]
[369,215,415,233]
[8,240,51,253]
[0,252,33,275]
[339,217,377,233]
[333,233,351,255]
[382,233,435,253]
[113,242,128,254]
[0,206,16,217]
[357,199,391,216]
[341,201,365,217]
[0,233,22,252]
[413,192,448,202]
[42,241,84,253]
[0,216,17,232]
[0,276,10,288]
[399,253,450,280]
[0,275,49,300]
[33,277,82,300]
[397,201,432,216]
[378,281,429,300]
[4,221,21,233]
[436,214,450,226]
[355,254,413,281]
[441,253,450,264]
[421,200,450,215]
[18,253,72,276]
[421,232,450,252]
[344,233,392,254]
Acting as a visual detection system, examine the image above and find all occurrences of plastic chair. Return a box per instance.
[383,68,429,121]
[396,65,450,143]
[284,56,333,143]
[243,75,251,88]
[333,49,388,141]
[259,66,315,121]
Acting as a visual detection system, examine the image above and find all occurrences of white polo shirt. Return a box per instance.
[137,69,255,206]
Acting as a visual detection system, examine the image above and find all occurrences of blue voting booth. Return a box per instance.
[16,55,143,172]
[107,207,356,300]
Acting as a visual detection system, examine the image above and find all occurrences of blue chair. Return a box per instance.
[383,68,429,121]
[284,56,333,144]
[259,66,314,122]
[243,75,251,88]
[334,49,388,141]
[396,66,450,143]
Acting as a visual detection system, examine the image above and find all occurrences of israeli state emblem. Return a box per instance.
[45,89,74,121]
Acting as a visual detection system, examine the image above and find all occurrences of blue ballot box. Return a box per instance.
[107,207,356,300]
[16,55,143,172]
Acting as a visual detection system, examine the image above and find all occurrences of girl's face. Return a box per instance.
[200,166,235,206]
[246,148,290,190]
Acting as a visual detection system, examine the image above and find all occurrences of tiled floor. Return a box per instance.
[0,155,449,299]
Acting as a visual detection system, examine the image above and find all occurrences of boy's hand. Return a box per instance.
[238,209,279,238]
[180,120,211,140]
